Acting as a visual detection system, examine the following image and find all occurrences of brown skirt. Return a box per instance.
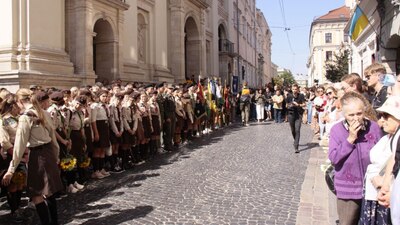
[56,129,68,159]
[142,116,152,139]
[151,115,161,136]
[28,143,64,197]
[175,115,184,133]
[93,120,110,148]
[122,121,136,145]
[70,130,85,164]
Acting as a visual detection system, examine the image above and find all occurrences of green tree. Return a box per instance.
[325,49,349,83]
[273,71,296,87]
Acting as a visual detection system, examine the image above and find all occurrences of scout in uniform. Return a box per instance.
[108,93,124,172]
[163,86,175,151]
[0,94,28,222]
[148,90,161,157]
[68,96,87,187]
[121,92,137,169]
[2,89,64,225]
[174,89,186,146]
[91,90,111,179]
[138,92,152,160]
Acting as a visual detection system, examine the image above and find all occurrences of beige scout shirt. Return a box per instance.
[109,104,124,135]
[122,104,137,133]
[91,102,109,121]
[47,104,67,131]
[174,97,186,118]
[8,107,59,173]
[69,109,84,131]
[0,113,18,152]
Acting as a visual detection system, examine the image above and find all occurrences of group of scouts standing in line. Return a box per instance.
[0,78,239,224]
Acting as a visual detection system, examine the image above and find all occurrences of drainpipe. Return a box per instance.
[236,0,240,88]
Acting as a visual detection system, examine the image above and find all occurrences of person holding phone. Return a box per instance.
[329,91,383,225]
[286,84,305,153]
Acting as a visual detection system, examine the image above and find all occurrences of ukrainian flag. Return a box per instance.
[349,6,369,41]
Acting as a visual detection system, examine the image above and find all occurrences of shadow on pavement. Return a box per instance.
[299,142,319,152]
[79,206,154,225]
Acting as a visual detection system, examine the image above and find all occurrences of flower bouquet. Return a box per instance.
[60,155,77,171]
[79,155,91,169]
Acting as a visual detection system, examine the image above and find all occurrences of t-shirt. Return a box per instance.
[372,86,388,109]
[286,93,305,114]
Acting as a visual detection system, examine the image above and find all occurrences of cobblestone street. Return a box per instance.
[0,121,316,225]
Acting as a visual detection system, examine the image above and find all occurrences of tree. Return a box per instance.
[325,49,349,83]
[273,71,296,87]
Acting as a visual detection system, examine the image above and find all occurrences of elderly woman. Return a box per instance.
[328,91,383,225]
[359,96,400,224]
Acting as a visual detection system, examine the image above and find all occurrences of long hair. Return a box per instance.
[16,88,46,126]
[0,94,17,117]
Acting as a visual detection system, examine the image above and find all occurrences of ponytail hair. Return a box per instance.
[0,94,17,117]
[16,88,46,126]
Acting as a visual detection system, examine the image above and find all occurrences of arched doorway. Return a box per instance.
[184,17,200,80]
[93,19,115,84]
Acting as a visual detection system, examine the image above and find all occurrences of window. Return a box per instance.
[325,33,332,43]
[326,51,333,61]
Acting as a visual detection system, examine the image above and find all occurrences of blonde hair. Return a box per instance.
[364,63,386,76]
[16,88,46,126]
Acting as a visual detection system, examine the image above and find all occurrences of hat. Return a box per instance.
[144,84,154,89]
[49,92,64,102]
[75,95,87,105]
[130,91,141,99]
[29,85,38,90]
[79,90,92,97]
[166,83,174,89]
[156,82,165,88]
[35,91,49,102]
[149,90,158,95]
[377,96,400,120]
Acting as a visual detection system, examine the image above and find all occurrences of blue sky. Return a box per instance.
[256,0,346,78]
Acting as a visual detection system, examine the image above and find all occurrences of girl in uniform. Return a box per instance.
[91,90,111,179]
[121,93,137,169]
[2,88,64,225]
[149,90,161,157]
[0,94,28,222]
[108,93,124,172]
[138,93,152,161]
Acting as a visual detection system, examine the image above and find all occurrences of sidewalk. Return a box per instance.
[296,137,338,225]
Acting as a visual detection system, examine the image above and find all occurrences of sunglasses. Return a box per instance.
[325,92,333,95]
[378,112,390,120]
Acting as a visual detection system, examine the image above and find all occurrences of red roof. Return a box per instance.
[316,6,350,21]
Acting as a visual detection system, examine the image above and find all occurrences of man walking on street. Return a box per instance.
[286,84,305,153]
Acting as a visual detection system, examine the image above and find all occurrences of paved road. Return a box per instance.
[0,121,315,225]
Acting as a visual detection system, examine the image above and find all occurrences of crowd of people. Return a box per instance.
[2,61,400,225]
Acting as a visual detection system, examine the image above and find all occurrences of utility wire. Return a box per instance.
[278,0,295,55]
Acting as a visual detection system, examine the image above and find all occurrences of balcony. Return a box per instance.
[219,39,236,57]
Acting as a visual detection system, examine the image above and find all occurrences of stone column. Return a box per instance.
[169,1,185,82]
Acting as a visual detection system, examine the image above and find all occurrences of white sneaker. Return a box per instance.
[91,171,105,179]
[100,169,110,177]
[73,181,84,190]
[67,184,78,193]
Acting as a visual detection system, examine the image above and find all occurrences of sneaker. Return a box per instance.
[91,171,105,179]
[73,181,84,190]
[67,184,78,194]
[100,169,111,177]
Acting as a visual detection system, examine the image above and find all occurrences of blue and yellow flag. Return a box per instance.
[349,6,369,41]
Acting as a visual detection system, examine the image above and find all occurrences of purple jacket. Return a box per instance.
[328,120,382,200]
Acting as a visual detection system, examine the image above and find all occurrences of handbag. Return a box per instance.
[324,163,336,195]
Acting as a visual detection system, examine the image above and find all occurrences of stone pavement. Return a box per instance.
[0,121,336,225]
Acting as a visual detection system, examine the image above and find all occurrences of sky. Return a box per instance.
[256,0,347,79]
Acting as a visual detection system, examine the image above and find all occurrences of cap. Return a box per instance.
[377,96,400,120]
[156,82,165,88]
[144,84,154,89]
[79,90,92,97]
[130,91,141,99]
[149,90,158,95]
[29,85,38,90]
[35,91,49,102]
[166,83,174,89]
[49,92,64,102]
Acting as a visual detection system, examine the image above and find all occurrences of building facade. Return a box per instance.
[346,0,400,76]
[0,0,271,91]
[307,5,350,86]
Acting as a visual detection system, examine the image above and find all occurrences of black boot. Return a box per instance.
[36,201,51,225]
[7,192,19,213]
[46,196,58,225]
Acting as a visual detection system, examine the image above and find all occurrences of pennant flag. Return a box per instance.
[349,6,369,41]
[197,81,204,101]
